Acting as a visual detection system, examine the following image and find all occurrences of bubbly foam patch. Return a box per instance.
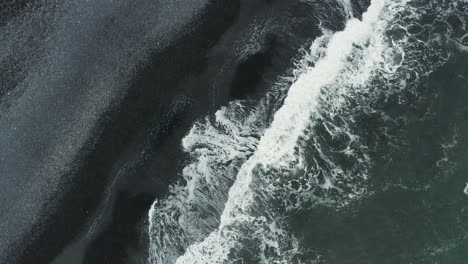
[149,0,468,263]
[174,0,391,262]
[147,86,290,263]
[147,1,354,263]
[339,0,354,18]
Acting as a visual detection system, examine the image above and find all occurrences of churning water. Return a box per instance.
[149,0,468,263]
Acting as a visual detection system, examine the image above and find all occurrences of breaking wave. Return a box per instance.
[149,0,468,263]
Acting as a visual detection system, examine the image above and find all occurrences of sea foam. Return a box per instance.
[149,0,468,262]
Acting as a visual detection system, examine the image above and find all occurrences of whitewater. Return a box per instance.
[149,0,467,263]
[172,1,389,262]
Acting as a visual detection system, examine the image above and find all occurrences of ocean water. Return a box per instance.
[148,0,468,263]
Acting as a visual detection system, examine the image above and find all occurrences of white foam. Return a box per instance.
[147,96,276,263]
[149,0,468,262]
[339,0,354,18]
[175,1,392,262]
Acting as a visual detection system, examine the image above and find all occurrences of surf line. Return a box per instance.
[175,0,390,263]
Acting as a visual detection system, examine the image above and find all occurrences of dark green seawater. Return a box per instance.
[294,42,468,264]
